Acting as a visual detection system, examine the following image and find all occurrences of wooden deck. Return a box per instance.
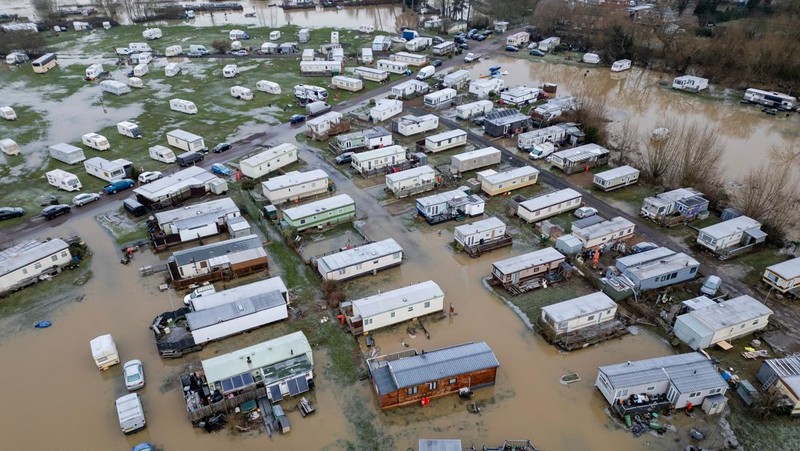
[464,233,513,258]
[538,317,629,351]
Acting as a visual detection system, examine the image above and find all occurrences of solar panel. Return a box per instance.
[296,376,310,393]
[287,378,300,396]
[221,379,234,392]
[219,372,255,393]
[269,384,282,401]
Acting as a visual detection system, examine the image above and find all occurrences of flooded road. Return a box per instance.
[468,55,800,179]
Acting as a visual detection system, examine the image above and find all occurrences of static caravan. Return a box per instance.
[300,60,343,76]
[230,85,254,101]
[481,166,539,196]
[432,41,456,56]
[674,295,773,350]
[549,144,610,174]
[450,147,501,174]
[261,42,279,54]
[84,157,132,182]
[317,238,403,282]
[117,121,143,138]
[363,126,393,149]
[370,98,403,122]
[611,59,631,72]
[99,80,131,96]
[132,63,148,77]
[616,249,699,292]
[164,62,181,77]
[484,108,531,138]
[531,96,580,122]
[390,79,429,99]
[46,169,82,192]
[299,29,310,43]
[281,194,356,232]
[424,129,467,153]
[582,53,601,64]
[261,169,329,204]
[640,188,708,220]
[405,37,432,52]
[742,88,797,111]
[166,129,205,152]
[442,70,471,90]
[302,48,315,62]
[331,75,363,92]
[0,106,17,121]
[423,88,457,109]
[500,86,538,106]
[416,188,484,221]
[456,100,493,119]
[541,292,617,336]
[672,75,709,93]
[0,138,21,156]
[240,143,298,179]
[469,78,505,98]
[385,165,437,198]
[335,130,368,152]
[391,52,427,67]
[517,188,581,223]
[491,247,566,285]
[165,45,182,57]
[256,80,281,94]
[169,99,198,115]
[572,216,635,249]
[354,66,389,82]
[454,217,507,248]
[538,37,561,52]
[48,143,86,165]
[376,59,409,75]
[507,32,530,47]
[81,132,110,151]
[331,48,345,62]
[593,165,640,191]
[762,257,800,295]
[392,114,438,136]
[85,63,105,80]
[372,35,392,52]
[343,281,444,335]
[149,145,176,163]
[696,216,765,256]
[351,145,407,174]
[517,125,568,151]
[359,48,374,64]
[306,111,349,141]
[222,64,238,78]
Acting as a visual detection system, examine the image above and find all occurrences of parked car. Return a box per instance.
[290,114,307,125]
[210,163,232,176]
[475,34,486,41]
[473,115,486,126]
[466,29,478,39]
[432,36,445,45]
[454,36,466,44]
[231,50,249,56]
[505,45,519,52]
[629,241,658,254]
[187,51,204,58]
[457,42,470,50]
[0,206,24,220]
[529,49,545,57]
[123,359,145,391]
[464,53,477,63]
[212,142,231,153]
[700,275,722,297]
[72,193,100,207]
[430,59,443,68]
[482,29,494,36]
[573,206,598,219]
[42,204,71,220]
[335,152,354,165]
[103,178,135,194]
[132,443,155,451]
[137,171,162,184]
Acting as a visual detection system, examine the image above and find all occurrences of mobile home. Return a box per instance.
[376,59,409,75]
[442,70,471,90]
[0,138,20,156]
[507,32,530,47]
[31,53,58,74]
[151,197,240,245]
[385,165,437,198]
[742,88,797,111]
[0,239,73,295]
[148,145,176,164]
[300,60,343,76]
[517,125,568,151]
[454,217,507,248]
[416,188,484,222]
[261,169,329,204]
[531,96,580,122]
[456,100,493,119]
[281,194,356,231]
[549,144,610,174]
[541,292,617,336]
[256,80,281,94]
[593,166,640,191]
[762,257,800,295]
[359,48,374,64]
[331,75,363,92]
[392,114,438,136]
[230,85,254,101]
[46,169,82,192]
[391,52,427,67]
[469,78,505,99]
[240,143,298,179]
[0,106,17,121]
[317,238,403,281]
[85,63,105,80]
[48,143,86,165]
[480,166,539,196]
[674,295,772,350]
[405,37,432,52]
[166,235,267,288]
[351,145,407,174]
[491,247,566,285]
[169,99,197,115]
[372,35,392,51]
[613,247,699,291]
[483,108,531,137]
[165,45,182,57]
[370,98,403,122]
[640,188,708,221]
[424,129,467,153]
[99,80,131,96]
[757,356,800,416]
[517,188,581,223]
[342,281,444,335]
[164,62,181,77]
[500,86,538,106]
[391,79,429,99]
[166,129,205,152]
[696,216,765,257]
[538,37,560,52]
[306,111,350,141]
[672,75,709,93]
[81,132,110,151]
[84,156,132,182]
[423,88,457,109]
[572,216,635,249]
[432,41,456,55]
[450,147,501,174]
[354,67,389,83]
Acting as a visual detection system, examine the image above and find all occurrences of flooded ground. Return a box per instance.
[468,55,800,179]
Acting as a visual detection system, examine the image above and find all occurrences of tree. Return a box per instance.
[639,125,673,183]
[0,31,48,57]
[608,117,639,166]
[673,0,692,16]
[31,0,57,19]
[211,39,230,54]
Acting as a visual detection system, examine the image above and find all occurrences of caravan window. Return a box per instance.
[61,251,68,257]
[424,301,431,308]
[51,255,58,262]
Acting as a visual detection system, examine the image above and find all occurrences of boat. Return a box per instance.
[34,320,52,328]
[390,37,406,44]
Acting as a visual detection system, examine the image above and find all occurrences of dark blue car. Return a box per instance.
[290,114,307,125]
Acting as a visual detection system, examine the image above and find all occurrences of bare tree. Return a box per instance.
[669,121,723,191]
[607,117,640,166]
[639,124,672,183]
[673,0,692,16]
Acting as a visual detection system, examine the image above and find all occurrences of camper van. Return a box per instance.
[164,62,181,77]
[189,45,209,55]
[117,121,143,139]
[165,45,182,57]
[90,334,120,370]
[128,77,143,89]
[416,65,435,80]
[256,80,281,94]
[131,64,149,77]
[1,106,18,121]
[129,42,151,53]
[223,64,238,78]
[142,28,162,40]
[149,145,176,163]
[306,101,332,116]
[169,99,198,114]
[230,86,253,100]
[115,393,146,434]
[85,63,105,80]
[82,132,110,150]
[229,29,249,40]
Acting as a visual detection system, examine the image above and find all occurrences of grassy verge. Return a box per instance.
[736,249,790,286]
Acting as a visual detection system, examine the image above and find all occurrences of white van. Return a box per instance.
[222,64,238,78]
[230,86,253,101]
[149,145,176,163]
[256,80,281,94]
[165,45,182,57]
[528,142,555,160]
[164,62,181,77]
[189,44,209,55]
[183,283,216,305]
[129,42,151,53]
[90,334,120,371]
[416,65,435,80]
[115,393,146,434]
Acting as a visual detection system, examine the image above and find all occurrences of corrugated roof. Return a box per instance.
[201,331,311,384]
[281,194,354,221]
[262,169,328,192]
[454,217,505,236]
[154,197,239,227]
[171,234,262,266]
[426,129,466,143]
[416,188,470,208]
[133,166,219,201]
[317,238,402,273]
[482,166,538,185]
[573,217,634,241]
[241,143,297,167]
[764,355,800,378]
[686,295,772,331]
[766,257,800,280]
[381,342,499,394]
[0,239,69,277]
[594,165,639,181]
[541,292,616,322]
[615,247,675,269]
[186,289,286,329]
[599,352,726,393]
[624,252,699,281]
[353,281,443,318]
[352,145,405,163]
[451,146,500,163]
[699,216,761,239]
[552,144,609,163]
[518,188,581,213]
[492,247,565,275]
[192,276,287,311]
[385,165,435,183]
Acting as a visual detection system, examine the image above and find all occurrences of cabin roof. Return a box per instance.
[317,239,402,273]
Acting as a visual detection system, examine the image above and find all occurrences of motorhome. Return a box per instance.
[46,169,82,192]
[354,66,389,82]
[85,63,105,80]
[331,76,363,92]
[742,88,797,111]
[81,132,110,150]
[149,145,176,163]
[142,28,161,40]
[376,59,409,75]
[222,64,238,78]
[230,86,254,101]
[611,59,631,72]
[256,80,281,94]
[117,121,143,139]
[169,98,198,114]
[100,80,131,96]
[165,45,182,57]
[31,53,58,74]
[164,62,181,77]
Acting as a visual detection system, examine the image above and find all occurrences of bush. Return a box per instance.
[241,179,256,191]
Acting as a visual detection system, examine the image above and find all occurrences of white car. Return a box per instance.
[464,53,476,63]
[72,192,101,207]
[123,359,145,391]
[574,206,598,219]
[138,171,163,184]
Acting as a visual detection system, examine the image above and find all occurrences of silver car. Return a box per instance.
[72,192,100,207]
[124,359,145,391]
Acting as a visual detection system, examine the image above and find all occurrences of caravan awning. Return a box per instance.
[716,340,733,350]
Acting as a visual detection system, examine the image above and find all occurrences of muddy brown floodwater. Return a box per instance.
[468,55,800,179]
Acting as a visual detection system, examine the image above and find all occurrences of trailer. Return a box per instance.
[469,78,504,98]
[166,129,206,153]
[131,63,148,77]
[256,80,281,94]
[424,129,467,153]
[611,59,631,72]
[517,125,568,151]
[450,147,502,174]
[240,144,298,179]
[331,75,363,92]
[164,62,181,77]
[370,98,403,122]
[405,37,432,52]
[85,63,105,80]
[127,77,144,89]
[222,64,238,78]
[298,28,310,43]
[507,32,530,47]
[432,41,456,56]
[538,37,561,52]
[165,45,182,57]
[261,42,278,54]
[359,48,373,64]
[582,53,601,64]
[229,29,249,40]
[593,165,640,191]
[0,138,20,156]
[0,106,16,121]
[48,143,86,165]
[131,52,152,65]
[354,66,389,83]
[672,75,708,93]
[81,132,110,150]
[143,28,162,40]
[742,88,796,111]
[442,69,471,90]
[230,86,254,101]
[129,42,151,52]
[376,59,409,75]
[423,88,457,108]
[117,121,143,139]
[169,99,198,114]
[99,80,131,96]
[300,60,343,76]
[46,169,82,192]
[84,156,132,182]
[517,188,582,223]
[270,30,281,41]
[392,114,438,136]
[390,79,429,99]
[391,52,427,67]
[501,86,538,106]
[149,145,176,163]
[456,100,493,119]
